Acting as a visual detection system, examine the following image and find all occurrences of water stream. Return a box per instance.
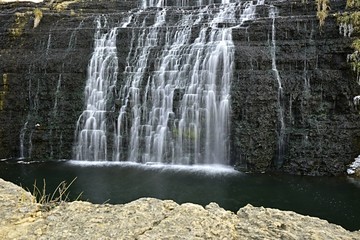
[74,17,119,161]
[74,0,266,166]
[269,6,285,168]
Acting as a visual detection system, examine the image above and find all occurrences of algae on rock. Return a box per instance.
[9,12,30,38]
[336,0,360,83]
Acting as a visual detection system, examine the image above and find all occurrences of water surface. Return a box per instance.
[1,160,360,231]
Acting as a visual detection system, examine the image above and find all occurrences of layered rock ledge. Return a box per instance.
[0,178,359,239]
[0,0,360,176]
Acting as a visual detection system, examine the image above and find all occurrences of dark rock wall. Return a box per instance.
[0,0,359,175]
[231,0,360,175]
[0,2,94,160]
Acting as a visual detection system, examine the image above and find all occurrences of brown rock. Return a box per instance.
[0,178,359,239]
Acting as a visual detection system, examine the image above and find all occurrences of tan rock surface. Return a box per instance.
[0,178,359,239]
[0,0,44,3]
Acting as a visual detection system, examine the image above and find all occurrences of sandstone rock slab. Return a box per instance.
[0,178,359,239]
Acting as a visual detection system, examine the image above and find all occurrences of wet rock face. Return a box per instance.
[188,0,358,175]
[0,0,139,161]
[231,0,360,175]
[0,4,92,160]
[0,0,359,175]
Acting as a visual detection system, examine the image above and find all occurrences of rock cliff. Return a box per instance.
[0,178,359,239]
[0,0,360,175]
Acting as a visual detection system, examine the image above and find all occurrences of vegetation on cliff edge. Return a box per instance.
[335,0,360,83]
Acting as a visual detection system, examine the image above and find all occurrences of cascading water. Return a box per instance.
[74,0,265,165]
[19,65,41,159]
[73,17,118,161]
[269,6,285,168]
[49,72,62,158]
[141,0,263,8]
[19,21,84,160]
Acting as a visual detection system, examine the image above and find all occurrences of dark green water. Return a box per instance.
[1,160,360,231]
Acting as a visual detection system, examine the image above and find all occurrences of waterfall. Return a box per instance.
[19,65,41,159]
[269,6,285,168]
[19,121,29,159]
[49,73,62,158]
[74,1,265,165]
[18,20,84,160]
[141,0,262,8]
[73,17,118,161]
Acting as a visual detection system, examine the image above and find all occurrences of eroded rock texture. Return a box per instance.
[0,178,359,239]
[0,0,359,175]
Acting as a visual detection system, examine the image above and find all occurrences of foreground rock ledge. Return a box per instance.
[0,178,359,239]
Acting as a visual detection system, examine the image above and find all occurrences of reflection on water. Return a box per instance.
[69,160,239,175]
[1,159,360,231]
